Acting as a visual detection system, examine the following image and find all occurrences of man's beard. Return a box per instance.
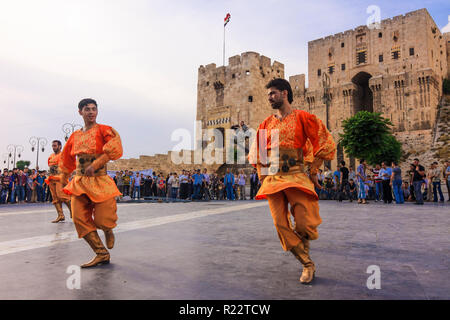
[270,100,283,109]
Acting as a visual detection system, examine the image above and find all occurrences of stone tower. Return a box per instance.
[196,52,284,135]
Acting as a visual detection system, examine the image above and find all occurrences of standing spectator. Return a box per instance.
[9,168,18,203]
[224,168,235,200]
[16,170,27,204]
[339,161,350,201]
[391,161,404,204]
[250,168,259,200]
[202,168,211,200]
[122,171,130,196]
[151,172,158,197]
[380,162,393,204]
[429,162,444,202]
[412,158,426,205]
[192,169,203,200]
[0,169,9,204]
[165,173,171,199]
[356,159,368,204]
[372,164,383,202]
[407,164,416,201]
[116,171,124,196]
[36,171,46,202]
[157,174,166,197]
[143,174,152,197]
[169,173,179,199]
[132,172,141,199]
[444,161,450,201]
[139,173,145,197]
[31,170,38,203]
[179,170,189,199]
[43,170,52,203]
[237,169,247,200]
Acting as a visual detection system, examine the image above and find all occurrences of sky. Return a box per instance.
[1,0,449,169]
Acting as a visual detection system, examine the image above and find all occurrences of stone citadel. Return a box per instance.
[110,8,450,173]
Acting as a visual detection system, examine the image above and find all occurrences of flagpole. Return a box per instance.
[223,24,226,67]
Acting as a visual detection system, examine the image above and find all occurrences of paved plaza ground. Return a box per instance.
[0,199,448,300]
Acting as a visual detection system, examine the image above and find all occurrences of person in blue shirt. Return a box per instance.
[224,168,235,200]
[36,171,46,202]
[192,169,204,200]
[379,161,393,203]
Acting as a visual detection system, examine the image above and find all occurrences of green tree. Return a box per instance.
[339,111,402,165]
[16,160,31,170]
[443,78,450,95]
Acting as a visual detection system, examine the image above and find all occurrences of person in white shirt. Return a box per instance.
[237,169,247,200]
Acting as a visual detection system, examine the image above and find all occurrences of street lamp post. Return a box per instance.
[29,137,48,170]
[2,153,11,170]
[62,123,83,141]
[321,72,332,169]
[322,72,331,130]
[7,145,24,168]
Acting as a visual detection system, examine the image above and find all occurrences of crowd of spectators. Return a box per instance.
[315,159,450,204]
[1,158,449,205]
[112,167,262,201]
[0,167,54,204]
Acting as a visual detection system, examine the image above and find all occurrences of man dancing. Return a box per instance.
[45,140,72,223]
[59,98,123,268]
[249,79,336,284]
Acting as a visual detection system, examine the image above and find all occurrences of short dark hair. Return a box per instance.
[360,159,365,164]
[265,78,293,103]
[52,140,62,146]
[340,161,346,166]
[413,158,419,161]
[78,98,97,111]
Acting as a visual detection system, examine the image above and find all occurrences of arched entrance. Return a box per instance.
[351,72,373,114]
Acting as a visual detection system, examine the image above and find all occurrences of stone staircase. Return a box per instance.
[398,95,450,173]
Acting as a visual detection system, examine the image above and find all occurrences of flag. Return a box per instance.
[224,13,231,27]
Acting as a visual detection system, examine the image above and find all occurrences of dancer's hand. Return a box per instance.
[85,165,95,176]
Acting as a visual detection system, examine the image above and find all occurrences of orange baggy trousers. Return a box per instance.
[71,194,118,238]
[266,187,321,251]
[48,181,70,204]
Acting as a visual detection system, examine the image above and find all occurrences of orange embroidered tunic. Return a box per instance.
[45,152,62,184]
[59,124,123,203]
[249,110,336,200]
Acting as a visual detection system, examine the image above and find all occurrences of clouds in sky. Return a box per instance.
[1,0,449,169]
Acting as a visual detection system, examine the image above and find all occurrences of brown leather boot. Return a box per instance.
[51,203,65,223]
[102,228,115,249]
[81,231,110,268]
[290,241,315,284]
[64,200,72,219]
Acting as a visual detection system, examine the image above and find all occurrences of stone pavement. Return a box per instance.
[0,200,448,300]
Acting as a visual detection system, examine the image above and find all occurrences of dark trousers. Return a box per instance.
[413,180,424,204]
[123,185,130,196]
[250,183,258,199]
[180,183,188,199]
[226,183,234,200]
[432,181,444,202]
[382,180,393,203]
[193,184,201,200]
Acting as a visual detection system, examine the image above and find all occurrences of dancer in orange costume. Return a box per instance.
[59,98,123,268]
[249,79,336,284]
[45,140,72,223]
